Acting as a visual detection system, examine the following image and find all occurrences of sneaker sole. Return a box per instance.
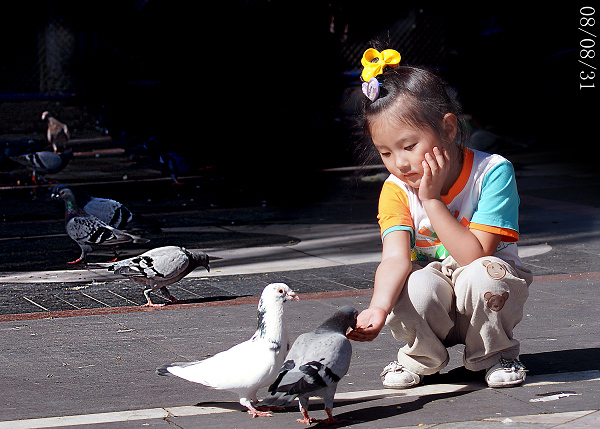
[487,378,525,388]
[382,382,421,389]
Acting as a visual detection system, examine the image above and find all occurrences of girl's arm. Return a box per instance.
[420,148,501,266]
[347,230,412,342]
[422,198,501,265]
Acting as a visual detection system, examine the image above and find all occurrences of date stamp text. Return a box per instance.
[579,6,596,89]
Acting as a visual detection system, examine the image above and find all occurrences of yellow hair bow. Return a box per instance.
[360,48,401,82]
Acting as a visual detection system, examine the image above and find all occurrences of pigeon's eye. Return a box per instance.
[278,288,284,294]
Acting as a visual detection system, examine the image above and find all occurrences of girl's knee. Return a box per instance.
[404,268,453,314]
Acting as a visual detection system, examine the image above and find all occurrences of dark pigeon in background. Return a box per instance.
[52,187,149,264]
[51,184,162,233]
[10,150,73,183]
[41,111,70,153]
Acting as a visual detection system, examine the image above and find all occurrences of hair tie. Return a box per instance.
[362,78,380,102]
[360,48,401,101]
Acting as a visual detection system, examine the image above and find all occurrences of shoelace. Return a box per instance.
[499,358,528,372]
[380,361,405,377]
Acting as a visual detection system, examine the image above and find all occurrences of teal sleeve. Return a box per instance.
[381,225,414,245]
[471,161,519,232]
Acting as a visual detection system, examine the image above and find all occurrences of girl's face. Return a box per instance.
[370,116,446,189]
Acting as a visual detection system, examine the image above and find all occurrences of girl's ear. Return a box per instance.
[442,113,457,143]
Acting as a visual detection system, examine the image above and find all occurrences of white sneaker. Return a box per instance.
[486,358,527,388]
[380,361,422,389]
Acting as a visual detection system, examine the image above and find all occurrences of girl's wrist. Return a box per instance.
[421,196,444,209]
[368,305,391,316]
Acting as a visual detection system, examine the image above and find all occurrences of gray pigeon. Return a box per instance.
[52,187,149,264]
[51,184,162,233]
[157,283,298,417]
[260,305,358,425]
[90,246,209,307]
[10,150,73,183]
[41,111,70,153]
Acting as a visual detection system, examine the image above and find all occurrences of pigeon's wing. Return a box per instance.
[84,197,133,228]
[164,338,280,391]
[12,151,70,174]
[66,216,135,246]
[113,246,189,281]
[66,216,113,244]
[33,152,62,172]
[47,116,69,139]
[271,331,352,396]
[10,152,53,170]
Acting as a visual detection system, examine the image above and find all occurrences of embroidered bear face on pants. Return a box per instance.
[481,259,507,280]
[481,259,510,311]
[484,291,509,311]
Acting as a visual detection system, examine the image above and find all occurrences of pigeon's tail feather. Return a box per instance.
[85,261,115,269]
[128,214,163,234]
[259,391,297,408]
[112,229,150,244]
[156,362,192,377]
[156,364,173,377]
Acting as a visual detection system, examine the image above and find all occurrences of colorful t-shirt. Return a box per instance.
[377,148,523,266]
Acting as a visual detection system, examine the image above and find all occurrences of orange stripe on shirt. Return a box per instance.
[469,222,519,242]
[441,147,474,205]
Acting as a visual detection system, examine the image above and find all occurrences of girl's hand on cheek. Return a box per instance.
[418,147,450,202]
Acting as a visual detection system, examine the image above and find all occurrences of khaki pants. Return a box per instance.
[386,256,533,374]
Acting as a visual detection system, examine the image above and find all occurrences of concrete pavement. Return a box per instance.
[0,146,599,428]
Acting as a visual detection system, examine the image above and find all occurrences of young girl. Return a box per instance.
[347,47,533,389]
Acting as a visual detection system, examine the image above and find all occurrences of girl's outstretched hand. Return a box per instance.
[347,307,387,342]
[418,146,451,202]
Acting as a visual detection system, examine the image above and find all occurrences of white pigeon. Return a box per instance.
[260,305,358,425]
[52,187,149,264]
[89,246,209,307]
[41,111,70,153]
[156,283,299,417]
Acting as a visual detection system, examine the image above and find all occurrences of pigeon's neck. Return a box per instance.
[316,317,349,335]
[64,199,84,219]
[254,300,286,344]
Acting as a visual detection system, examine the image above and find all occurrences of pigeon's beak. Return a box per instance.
[287,291,299,301]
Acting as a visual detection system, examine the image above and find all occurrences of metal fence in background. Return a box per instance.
[0,5,447,97]
[336,7,447,74]
[1,13,76,96]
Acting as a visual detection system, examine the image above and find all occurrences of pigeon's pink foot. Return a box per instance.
[297,417,319,425]
[297,407,318,425]
[320,408,345,426]
[142,302,165,308]
[107,247,122,262]
[67,257,83,265]
[246,406,272,418]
